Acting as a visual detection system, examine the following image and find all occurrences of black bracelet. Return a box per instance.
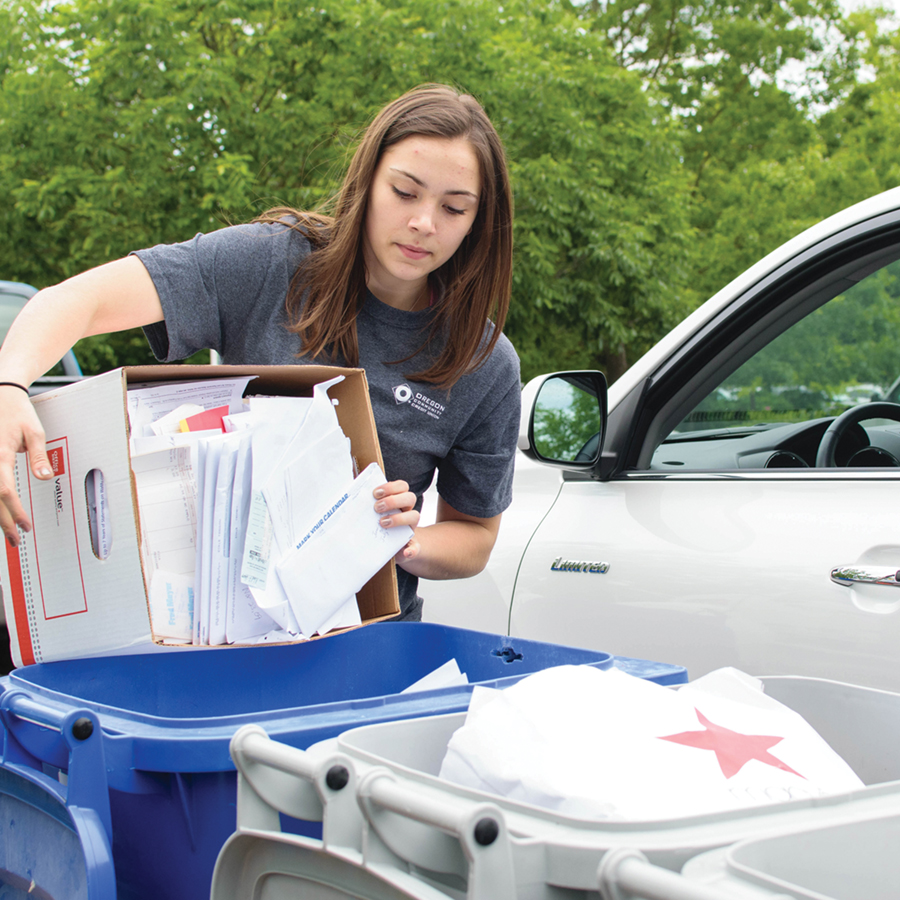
[0,382,29,393]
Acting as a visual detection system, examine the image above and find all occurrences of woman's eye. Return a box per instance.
[446,205,467,216]
[392,186,414,200]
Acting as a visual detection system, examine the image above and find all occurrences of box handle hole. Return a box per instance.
[84,468,112,560]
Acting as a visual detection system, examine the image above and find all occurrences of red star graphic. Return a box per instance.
[658,709,804,780]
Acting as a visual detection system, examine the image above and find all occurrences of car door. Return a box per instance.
[510,208,900,691]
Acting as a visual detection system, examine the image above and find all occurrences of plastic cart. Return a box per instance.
[0,622,684,900]
[211,675,900,900]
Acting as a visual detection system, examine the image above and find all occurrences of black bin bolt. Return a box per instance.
[71,717,94,741]
[325,765,350,791]
[473,817,499,846]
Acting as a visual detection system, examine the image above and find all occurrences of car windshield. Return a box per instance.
[670,259,900,438]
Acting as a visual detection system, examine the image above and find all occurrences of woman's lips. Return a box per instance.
[398,244,430,260]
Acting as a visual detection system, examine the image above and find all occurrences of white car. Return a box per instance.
[422,186,900,691]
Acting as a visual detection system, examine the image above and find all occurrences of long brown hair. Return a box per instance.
[258,84,513,387]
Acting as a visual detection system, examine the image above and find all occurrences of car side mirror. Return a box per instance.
[518,371,608,473]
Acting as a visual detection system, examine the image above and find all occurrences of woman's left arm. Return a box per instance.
[374,482,501,579]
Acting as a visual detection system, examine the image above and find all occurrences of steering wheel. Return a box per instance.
[815,402,900,467]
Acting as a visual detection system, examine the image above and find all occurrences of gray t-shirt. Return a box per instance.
[134,221,521,619]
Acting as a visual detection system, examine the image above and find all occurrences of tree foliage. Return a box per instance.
[1,0,900,383]
[1,0,693,380]
[581,0,899,307]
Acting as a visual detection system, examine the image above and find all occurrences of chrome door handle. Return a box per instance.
[831,566,900,587]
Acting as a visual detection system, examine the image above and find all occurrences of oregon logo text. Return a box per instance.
[551,557,609,574]
[393,383,413,404]
[392,383,447,420]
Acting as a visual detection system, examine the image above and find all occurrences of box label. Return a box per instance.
[48,446,66,477]
[26,438,89,619]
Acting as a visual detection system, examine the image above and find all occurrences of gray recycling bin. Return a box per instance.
[211,675,900,900]
[681,812,900,899]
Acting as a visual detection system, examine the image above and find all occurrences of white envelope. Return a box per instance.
[247,581,302,636]
[227,431,278,642]
[208,432,243,645]
[314,595,362,636]
[275,463,412,637]
[401,659,468,694]
[240,392,318,589]
[263,424,354,559]
[195,434,229,645]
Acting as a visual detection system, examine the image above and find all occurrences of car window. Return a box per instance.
[652,257,900,470]
[0,290,30,345]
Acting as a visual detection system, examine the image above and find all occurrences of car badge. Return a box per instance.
[550,557,610,574]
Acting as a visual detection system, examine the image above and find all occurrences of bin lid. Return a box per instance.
[211,831,455,900]
[0,764,116,900]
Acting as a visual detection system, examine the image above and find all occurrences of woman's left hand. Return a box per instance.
[374,480,421,563]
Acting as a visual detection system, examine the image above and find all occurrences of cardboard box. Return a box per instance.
[0,365,400,666]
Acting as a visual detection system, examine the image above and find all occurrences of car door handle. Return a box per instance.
[831,566,900,587]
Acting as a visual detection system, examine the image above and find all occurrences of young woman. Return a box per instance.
[0,84,520,621]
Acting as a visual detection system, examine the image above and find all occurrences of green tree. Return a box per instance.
[480,6,694,382]
[578,1,879,307]
[1,0,693,382]
[816,7,900,196]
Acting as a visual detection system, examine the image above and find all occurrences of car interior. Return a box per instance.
[644,218,900,471]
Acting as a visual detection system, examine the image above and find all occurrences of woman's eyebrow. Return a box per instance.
[389,166,479,199]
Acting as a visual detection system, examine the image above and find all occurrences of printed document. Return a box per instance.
[128,374,394,645]
[275,462,412,636]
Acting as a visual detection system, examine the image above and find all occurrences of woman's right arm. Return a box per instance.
[0,256,164,545]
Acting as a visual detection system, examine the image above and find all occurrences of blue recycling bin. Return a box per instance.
[0,622,686,900]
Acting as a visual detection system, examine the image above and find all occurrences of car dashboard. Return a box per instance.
[650,416,900,471]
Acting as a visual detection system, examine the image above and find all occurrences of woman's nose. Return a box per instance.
[409,206,436,234]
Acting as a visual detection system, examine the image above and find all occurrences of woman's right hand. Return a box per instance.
[0,386,54,546]
[0,257,167,547]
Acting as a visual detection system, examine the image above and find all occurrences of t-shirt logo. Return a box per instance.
[391,383,446,421]
[393,384,413,404]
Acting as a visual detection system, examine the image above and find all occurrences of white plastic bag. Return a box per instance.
[439,665,864,820]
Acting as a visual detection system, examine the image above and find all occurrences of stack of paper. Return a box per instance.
[124,374,412,646]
